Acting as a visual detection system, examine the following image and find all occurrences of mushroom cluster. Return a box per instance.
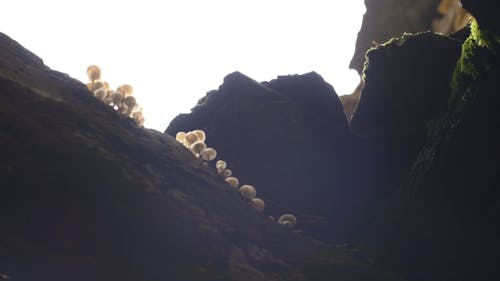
[175,129,297,228]
[175,130,218,161]
[86,65,145,126]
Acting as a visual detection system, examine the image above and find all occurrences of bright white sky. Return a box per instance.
[1,0,365,131]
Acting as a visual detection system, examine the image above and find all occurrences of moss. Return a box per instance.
[449,19,500,107]
[469,18,500,49]
[450,25,478,98]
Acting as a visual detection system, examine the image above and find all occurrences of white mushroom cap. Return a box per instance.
[216,160,227,174]
[110,91,124,105]
[193,129,206,142]
[239,185,256,199]
[131,104,142,115]
[94,81,106,90]
[118,104,129,114]
[225,177,239,188]
[133,111,145,126]
[94,88,107,101]
[184,132,198,147]
[190,141,207,155]
[278,214,297,228]
[87,65,101,81]
[123,95,136,107]
[133,110,143,119]
[251,198,265,212]
[201,148,217,161]
[222,169,232,178]
[124,98,138,116]
[176,132,186,143]
[116,84,134,96]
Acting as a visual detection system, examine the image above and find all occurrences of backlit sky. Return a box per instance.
[1,0,365,131]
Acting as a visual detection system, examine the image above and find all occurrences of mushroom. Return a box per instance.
[222,168,232,178]
[94,88,108,101]
[225,177,239,188]
[201,148,217,161]
[87,65,101,90]
[110,91,124,107]
[239,184,256,199]
[176,132,186,143]
[278,214,297,228]
[193,129,206,142]
[190,141,207,156]
[94,81,106,90]
[251,198,265,212]
[123,95,137,115]
[216,160,227,174]
[133,110,145,126]
[183,131,198,148]
[116,84,134,96]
